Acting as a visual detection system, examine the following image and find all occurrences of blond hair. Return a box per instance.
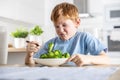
[51,2,79,23]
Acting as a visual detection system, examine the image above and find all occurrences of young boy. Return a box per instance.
[25,2,110,66]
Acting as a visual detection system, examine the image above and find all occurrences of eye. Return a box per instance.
[62,24,67,27]
[55,26,59,28]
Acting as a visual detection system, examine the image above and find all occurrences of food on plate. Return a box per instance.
[39,42,70,58]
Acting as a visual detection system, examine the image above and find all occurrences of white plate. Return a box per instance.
[34,58,68,66]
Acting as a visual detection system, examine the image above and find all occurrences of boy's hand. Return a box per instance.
[25,41,40,65]
[26,41,40,54]
[67,54,91,66]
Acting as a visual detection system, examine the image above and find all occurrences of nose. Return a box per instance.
[58,26,64,33]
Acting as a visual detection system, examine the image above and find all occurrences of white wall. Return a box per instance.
[0,16,36,44]
[0,0,73,43]
[0,0,46,45]
[88,0,120,16]
[0,0,45,25]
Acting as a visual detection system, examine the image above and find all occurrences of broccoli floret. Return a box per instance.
[48,42,54,52]
[40,42,70,59]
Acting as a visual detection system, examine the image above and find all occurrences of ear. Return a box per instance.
[75,18,80,28]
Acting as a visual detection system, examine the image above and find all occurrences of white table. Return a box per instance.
[0,64,120,80]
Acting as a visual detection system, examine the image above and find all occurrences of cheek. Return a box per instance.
[55,28,60,34]
[67,27,76,32]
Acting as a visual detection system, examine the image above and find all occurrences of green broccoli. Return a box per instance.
[48,42,54,52]
[39,42,70,59]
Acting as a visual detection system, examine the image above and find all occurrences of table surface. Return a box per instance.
[0,64,120,80]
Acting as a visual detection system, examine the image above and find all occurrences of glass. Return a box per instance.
[0,27,8,64]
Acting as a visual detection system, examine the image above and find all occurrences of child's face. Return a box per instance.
[54,17,80,40]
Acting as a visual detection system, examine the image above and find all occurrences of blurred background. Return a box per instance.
[0,0,120,64]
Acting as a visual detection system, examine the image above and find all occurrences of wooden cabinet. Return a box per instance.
[8,48,26,64]
[8,48,26,53]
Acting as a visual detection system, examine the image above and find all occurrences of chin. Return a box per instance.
[60,37,70,41]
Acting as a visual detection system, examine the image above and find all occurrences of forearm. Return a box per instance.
[25,52,35,65]
[87,54,110,65]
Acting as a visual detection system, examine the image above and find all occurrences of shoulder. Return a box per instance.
[44,37,58,46]
[76,31,91,36]
[76,31,93,40]
[76,31,101,47]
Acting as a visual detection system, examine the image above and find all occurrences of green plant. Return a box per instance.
[11,27,29,38]
[29,25,43,36]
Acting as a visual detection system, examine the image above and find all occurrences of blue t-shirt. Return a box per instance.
[33,32,107,58]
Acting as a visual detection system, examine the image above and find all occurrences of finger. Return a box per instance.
[26,40,39,46]
[75,60,80,66]
[34,48,39,52]
[35,44,40,48]
[31,44,37,47]
[67,55,76,62]
[30,46,35,50]
[70,56,79,62]
[32,42,39,46]
[75,60,82,66]
[27,42,40,51]
[72,58,78,63]
[29,52,34,57]
[27,45,35,51]
[77,62,84,67]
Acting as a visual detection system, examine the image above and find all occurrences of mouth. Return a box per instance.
[59,34,67,40]
[60,33,65,37]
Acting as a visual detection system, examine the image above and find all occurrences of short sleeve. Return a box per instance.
[85,32,107,55]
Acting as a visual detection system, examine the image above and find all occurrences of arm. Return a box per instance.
[25,52,35,65]
[67,51,110,66]
[85,51,110,65]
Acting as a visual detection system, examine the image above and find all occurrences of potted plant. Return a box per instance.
[11,27,29,48]
[29,25,43,45]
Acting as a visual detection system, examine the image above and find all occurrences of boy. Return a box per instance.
[25,2,110,66]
